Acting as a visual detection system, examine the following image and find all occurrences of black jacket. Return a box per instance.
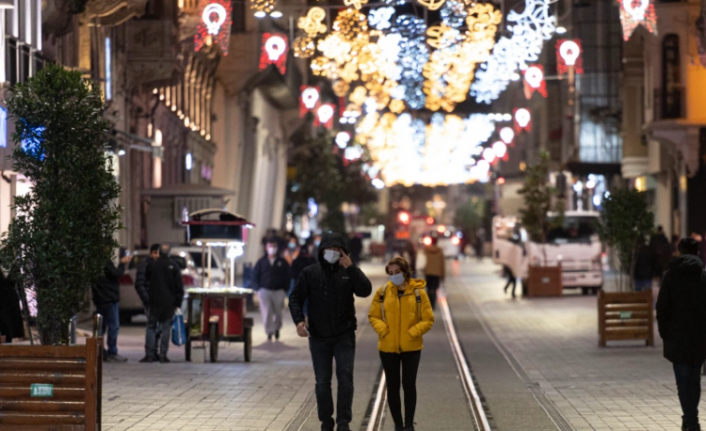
[134,257,153,307]
[656,254,706,366]
[633,245,654,280]
[146,256,185,321]
[289,233,372,338]
[291,252,316,282]
[92,261,125,305]
[253,255,290,290]
[0,272,23,342]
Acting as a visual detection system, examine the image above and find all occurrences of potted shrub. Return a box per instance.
[518,151,564,297]
[596,188,655,346]
[0,64,121,345]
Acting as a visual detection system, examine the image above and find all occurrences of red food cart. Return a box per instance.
[182,209,256,363]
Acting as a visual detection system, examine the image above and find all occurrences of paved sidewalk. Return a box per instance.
[87,263,386,431]
[452,260,688,431]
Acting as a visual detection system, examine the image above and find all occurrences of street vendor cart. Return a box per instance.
[182,209,255,363]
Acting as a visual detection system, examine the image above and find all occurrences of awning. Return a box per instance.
[647,119,706,177]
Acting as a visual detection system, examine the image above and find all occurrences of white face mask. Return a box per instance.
[323,249,341,264]
[390,273,405,286]
[267,247,277,256]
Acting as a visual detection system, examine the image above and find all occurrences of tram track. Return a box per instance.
[363,293,493,431]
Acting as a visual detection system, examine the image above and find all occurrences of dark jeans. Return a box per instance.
[309,331,356,430]
[425,275,440,310]
[674,362,704,430]
[145,313,172,359]
[95,302,119,357]
[504,274,517,296]
[380,350,422,428]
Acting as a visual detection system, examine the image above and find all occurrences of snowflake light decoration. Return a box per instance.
[369,7,395,30]
[617,0,657,41]
[471,0,557,104]
[441,0,467,28]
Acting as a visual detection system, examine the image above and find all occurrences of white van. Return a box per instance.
[492,211,603,295]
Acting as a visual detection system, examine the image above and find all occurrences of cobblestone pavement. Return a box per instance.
[452,260,689,431]
[87,263,387,431]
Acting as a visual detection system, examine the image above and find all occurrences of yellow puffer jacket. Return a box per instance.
[368,278,435,353]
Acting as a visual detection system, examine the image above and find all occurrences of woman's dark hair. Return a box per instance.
[385,256,412,280]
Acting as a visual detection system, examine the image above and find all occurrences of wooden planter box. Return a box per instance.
[0,318,103,430]
[527,265,563,297]
[598,289,654,347]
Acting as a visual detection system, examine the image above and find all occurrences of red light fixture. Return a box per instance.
[398,211,411,225]
[194,0,233,55]
[523,65,547,99]
[259,33,288,74]
[425,216,434,225]
[497,177,506,185]
[557,39,584,76]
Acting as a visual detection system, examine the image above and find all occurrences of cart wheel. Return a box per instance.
[185,333,192,362]
[243,327,252,363]
[209,322,219,363]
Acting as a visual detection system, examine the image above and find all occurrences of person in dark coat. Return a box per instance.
[633,240,654,292]
[253,239,290,341]
[134,244,160,310]
[141,246,184,363]
[289,233,372,431]
[348,232,363,265]
[656,238,706,431]
[650,226,672,281]
[92,253,131,362]
[0,271,24,343]
[290,240,317,295]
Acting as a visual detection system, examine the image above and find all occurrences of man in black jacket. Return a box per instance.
[253,239,290,341]
[657,238,706,431]
[289,233,372,431]
[92,253,131,363]
[135,244,160,310]
[141,246,184,363]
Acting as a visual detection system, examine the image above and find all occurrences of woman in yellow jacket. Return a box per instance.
[369,257,434,431]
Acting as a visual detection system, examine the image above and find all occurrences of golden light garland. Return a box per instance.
[298,7,327,36]
[293,36,316,58]
[250,0,275,13]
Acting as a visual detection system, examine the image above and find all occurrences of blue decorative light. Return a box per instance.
[393,15,428,110]
[441,0,467,28]
[0,107,7,148]
[21,123,46,161]
[369,7,395,30]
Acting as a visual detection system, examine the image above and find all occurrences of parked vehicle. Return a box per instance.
[119,246,225,323]
[492,211,603,295]
[355,225,385,259]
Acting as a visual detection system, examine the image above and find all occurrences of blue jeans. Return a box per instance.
[634,278,652,292]
[674,363,703,430]
[309,331,356,430]
[95,302,119,357]
[145,313,172,359]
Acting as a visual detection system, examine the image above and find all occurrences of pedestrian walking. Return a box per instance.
[141,245,184,363]
[92,252,131,363]
[650,226,672,281]
[285,235,299,265]
[656,238,706,431]
[290,239,317,297]
[634,239,654,292]
[253,239,290,341]
[369,257,434,431]
[289,233,372,431]
[423,236,445,310]
[135,244,161,361]
[0,270,24,343]
[503,265,517,298]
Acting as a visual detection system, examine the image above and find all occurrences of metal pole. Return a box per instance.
[69,315,77,345]
[207,244,212,288]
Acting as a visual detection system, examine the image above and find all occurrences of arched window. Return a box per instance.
[662,34,682,119]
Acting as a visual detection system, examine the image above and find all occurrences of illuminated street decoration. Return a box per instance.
[300,86,320,117]
[250,0,275,14]
[298,7,327,36]
[344,0,368,10]
[556,39,583,75]
[369,7,395,30]
[499,126,514,144]
[423,2,501,111]
[492,141,507,158]
[316,103,335,128]
[441,0,467,28]
[417,0,447,12]
[293,36,316,58]
[195,0,232,55]
[471,0,557,104]
[395,15,429,110]
[523,65,547,98]
[336,131,351,148]
[617,0,657,41]
[514,108,532,132]
[355,112,500,186]
[259,33,288,73]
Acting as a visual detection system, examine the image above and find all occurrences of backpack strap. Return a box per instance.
[414,288,421,322]
[380,285,387,323]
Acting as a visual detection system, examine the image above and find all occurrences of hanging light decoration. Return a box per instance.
[440,0,467,28]
[499,127,514,144]
[250,0,275,14]
[617,0,657,41]
[556,39,584,75]
[471,0,557,104]
[523,65,547,98]
[298,7,327,36]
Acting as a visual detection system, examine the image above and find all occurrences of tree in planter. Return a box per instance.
[517,151,564,262]
[0,64,121,345]
[597,188,653,292]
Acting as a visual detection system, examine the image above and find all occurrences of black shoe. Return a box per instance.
[404,425,415,431]
[153,354,160,361]
[268,333,273,341]
[159,356,170,363]
[138,356,154,363]
[275,330,280,340]
[336,427,351,431]
[394,426,404,431]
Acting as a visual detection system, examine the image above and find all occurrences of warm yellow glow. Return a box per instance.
[634,176,647,192]
[153,157,162,189]
[154,129,163,146]
[680,175,687,192]
[417,0,447,11]
[298,7,327,36]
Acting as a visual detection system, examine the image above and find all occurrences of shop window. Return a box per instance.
[662,34,682,119]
